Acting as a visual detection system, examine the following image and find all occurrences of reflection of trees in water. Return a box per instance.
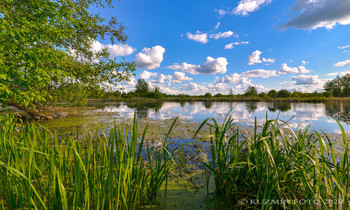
[126,101,164,118]
[245,102,257,113]
[325,102,350,124]
[203,101,213,109]
[92,102,122,109]
[267,102,291,112]
[179,101,186,107]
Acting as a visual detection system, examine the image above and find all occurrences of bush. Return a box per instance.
[194,115,350,209]
[322,91,333,97]
[268,90,278,98]
[204,93,212,98]
[259,92,268,99]
[244,86,258,96]
[277,89,291,98]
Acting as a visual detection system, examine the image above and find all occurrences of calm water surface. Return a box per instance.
[90,101,350,134]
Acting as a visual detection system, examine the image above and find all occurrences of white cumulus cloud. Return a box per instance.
[248,50,263,65]
[180,82,234,95]
[216,9,227,16]
[154,74,172,84]
[302,60,309,65]
[280,63,311,74]
[91,40,136,57]
[334,60,350,67]
[326,72,339,77]
[262,57,275,64]
[248,50,276,65]
[139,71,158,80]
[281,0,350,30]
[225,41,249,49]
[341,70,350,76]
[241,69,280,78]
[233,0,272,16]
[135,46,165,70]
[106,44,136,57]
[214,22,221,29]
[78,40,135,62]
[215,73,252,86]
[167,57,228,75]
[186,31,208,44]
[291,75,323,85]
[172,72,193,83]
[209,31,238,39]
[339,45,350,49]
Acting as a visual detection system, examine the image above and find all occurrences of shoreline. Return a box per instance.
[87,96,350,103]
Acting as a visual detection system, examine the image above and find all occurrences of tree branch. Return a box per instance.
[7,99,53,120]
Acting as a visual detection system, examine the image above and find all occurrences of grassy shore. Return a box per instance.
[1,115,349,209]
[88,96,350,103]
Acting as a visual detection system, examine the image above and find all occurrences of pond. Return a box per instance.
[52,100,350,134]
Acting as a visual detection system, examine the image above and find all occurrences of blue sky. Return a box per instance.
[91,0,350,95]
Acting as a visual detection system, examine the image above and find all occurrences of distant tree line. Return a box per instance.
[92,79,165,99]
[93,74,350,100]
[240,86,332,99]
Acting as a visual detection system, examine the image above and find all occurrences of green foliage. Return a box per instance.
[244,86,258,96]
[292,91,302,97]
[322,91,333,97]
[135,79,150,95]
[153,87,164,99]
[193,115,350,209]
[277,89,291,98]
[0,116,177,209]
[324,74,350,97]
[0,0,135,110]
[54,83,89,106]
[268,90,278,98]
[258,92,268,98]
[204,93,212,98]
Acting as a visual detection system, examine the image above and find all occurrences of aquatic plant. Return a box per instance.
[193,114,350,209]
[1,112,350,209]
[0,116,176,209]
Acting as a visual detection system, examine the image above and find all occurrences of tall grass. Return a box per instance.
[1,113,350,209]
[0,116,176,209]
[194,114,350,209]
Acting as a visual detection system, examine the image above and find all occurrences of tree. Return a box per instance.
[277,89,291,98]
[204,93,212,98]
[259,92,268,99]
[244,86,258,96]
[322,91,333,97]
[292,91,302,98]
[0,0,135,119]
[153,87,164,99]
[135,79,149,96]
[228,88,234,97]
[324,74,350,97]
[268,90,278,98]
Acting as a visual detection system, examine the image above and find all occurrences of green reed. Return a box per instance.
[0,116,176,209]
[193,114,350,209]
[1,113,350,209]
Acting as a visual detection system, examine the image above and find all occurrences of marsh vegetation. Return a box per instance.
[1,112,350,209]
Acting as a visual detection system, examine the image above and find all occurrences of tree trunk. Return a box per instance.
[7,100,53,120]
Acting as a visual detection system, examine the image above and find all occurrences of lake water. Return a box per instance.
[89,101,350,134]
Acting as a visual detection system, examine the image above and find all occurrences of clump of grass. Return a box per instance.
[1,112,350,209]
[0,116,176,209]
[193,114,350,209]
